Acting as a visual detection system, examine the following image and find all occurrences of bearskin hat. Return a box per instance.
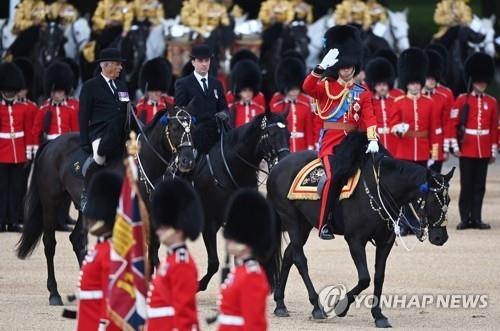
[13,57,34,90]
[84,171,123,226]
[365,58,395,91]
[44,61,74,95]
[373,48,398,75]
[223,189,275,260]
[61,57,80,90]
[425,49,443,81]
[230,49,259,70]
[282,49,306,66]
[151,178,204,241]
[398,47,428,90]
[140,57,172,93]
[427,43,448,79]
[323,25,364,74]
[465,52,495,84]
[230,59,262,95]
[0,62,25,92]
[275,56,306,92]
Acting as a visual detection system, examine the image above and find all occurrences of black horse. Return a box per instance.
[121,24,149,97]
[267,133,454,328]
[435,26,486,95]
[260,22,310,100]
[16,105,196,305]
[192,111,290,291]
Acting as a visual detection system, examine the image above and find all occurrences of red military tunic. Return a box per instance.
[449,93,498,159]
[435,84,455,152]
[390,94,440,162]
[424,90,449,161]
[32,99,79,145]
[145,244,199,331]
[229,99,265,128]
[389,88,405,98]
[302,69,377,158]
[136,96,174,124]
[217,258,269,331]
[0,99,33,164]
[270,92,315,152]
[16,97,38,155]
[77,239,112,331]
[372,94,397,155]
[226,91,266,109]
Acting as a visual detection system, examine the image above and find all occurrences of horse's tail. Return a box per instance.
[264,210,283,293]
[16,143,47,259]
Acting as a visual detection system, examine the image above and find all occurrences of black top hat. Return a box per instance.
[96,48,126,63]
[151,178,204,241]
[191,44,212,59]
[84,171,123,226]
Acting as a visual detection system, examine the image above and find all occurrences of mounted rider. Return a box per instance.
[365,0,388,28]
[46,0,78,27]
[334,0,371,31]
[258,0,295,28]
[433,0,472,39]
[302,25,379,240]
[130,0,165,29]
[180,0,230,37]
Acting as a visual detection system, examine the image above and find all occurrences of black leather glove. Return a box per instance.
[215,111,229,122]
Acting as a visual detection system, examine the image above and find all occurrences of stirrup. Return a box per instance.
[319,224,334,240]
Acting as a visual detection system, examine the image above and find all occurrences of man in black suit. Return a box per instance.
[78,48,130,208]
[174,44,228,154]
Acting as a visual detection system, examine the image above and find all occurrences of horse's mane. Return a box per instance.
[143,109,167,135]
[379,155,427,185]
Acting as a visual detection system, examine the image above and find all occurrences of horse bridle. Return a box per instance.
[257,115,290,167]
[413,175,450,229]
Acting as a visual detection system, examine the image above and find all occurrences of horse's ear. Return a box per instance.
[444,167,455,182]
[186,97,197,114]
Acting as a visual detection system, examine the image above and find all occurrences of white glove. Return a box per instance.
[26,145,33,161]
[366,140,379,154]
[393,123,409,136]
[319,48,339,69]
[427,159,435,168]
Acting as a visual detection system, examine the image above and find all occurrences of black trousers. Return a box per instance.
[19,162,31,224]
[0,163,25,225]
[459,157,489,223]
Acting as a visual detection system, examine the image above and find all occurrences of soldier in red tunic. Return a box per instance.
[77,171,123,331]
[0,63,32,232]
[271,56,316,152]
[33,61,79,146]
[450,53,497,230]
[145,178,202,331]
[228,59,265,128]
[217,189,275,331]
[302,25,379,239]
[390,48,440,167]
[373,49,405,98]
[422,49,450,173]
[137,57,174,124]
[365,57,398,155]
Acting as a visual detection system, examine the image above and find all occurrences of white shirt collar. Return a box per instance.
[101,72,116,93]
[193,71,208,90]
[101,72,112,83]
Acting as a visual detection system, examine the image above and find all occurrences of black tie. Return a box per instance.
[110,80,118,98]
[201,77,208,95]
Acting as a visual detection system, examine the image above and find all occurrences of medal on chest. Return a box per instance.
[351,91,361,122]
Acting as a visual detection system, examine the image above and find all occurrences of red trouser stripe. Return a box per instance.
[318,155,332,230]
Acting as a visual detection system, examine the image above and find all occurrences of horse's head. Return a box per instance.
[285,22,310,60]
[255,111,290,167]
[123,24,149,79]
[387,9,410,52]
[468,15,496,57]
[161,106,196,173]
[419,167,455,246]
[38,21,65,65]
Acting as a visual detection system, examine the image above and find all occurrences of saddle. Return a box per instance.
[287,158,361,201]
[68,148,93,179]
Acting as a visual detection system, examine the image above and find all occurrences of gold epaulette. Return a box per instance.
[422,94,433,100]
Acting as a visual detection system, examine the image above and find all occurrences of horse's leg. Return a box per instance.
[291,221,324,319]
[273,242,294,317]
[42,207,63,305]
[335,238,370,318]
[69,212,87,267]
[371,239,395,328]
[198,221,219,291]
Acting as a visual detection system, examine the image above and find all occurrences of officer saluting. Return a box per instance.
[451,53,497,230]
[79,48,130,207]
[174,44,228,155]
[217,189,275,330]
[145,178,203,331]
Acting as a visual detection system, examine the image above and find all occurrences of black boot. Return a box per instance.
[319,224,334,240]
[456,221,470,230]
[471,220,491,230]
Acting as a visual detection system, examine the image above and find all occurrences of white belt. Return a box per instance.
[46,133,61,140]
[147,306,175,318]
[79,290,103,300]
[465,129,489,136]
[377,127,390,134]
[290,132,305,138]
[0,131,24,139]
[217,314,244,326]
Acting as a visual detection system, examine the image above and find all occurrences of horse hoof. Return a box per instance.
[375,318,392,328]
[49,295,63,306]
[334,297,349,318]
[274,307,290,317]
[311,308,326,320]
